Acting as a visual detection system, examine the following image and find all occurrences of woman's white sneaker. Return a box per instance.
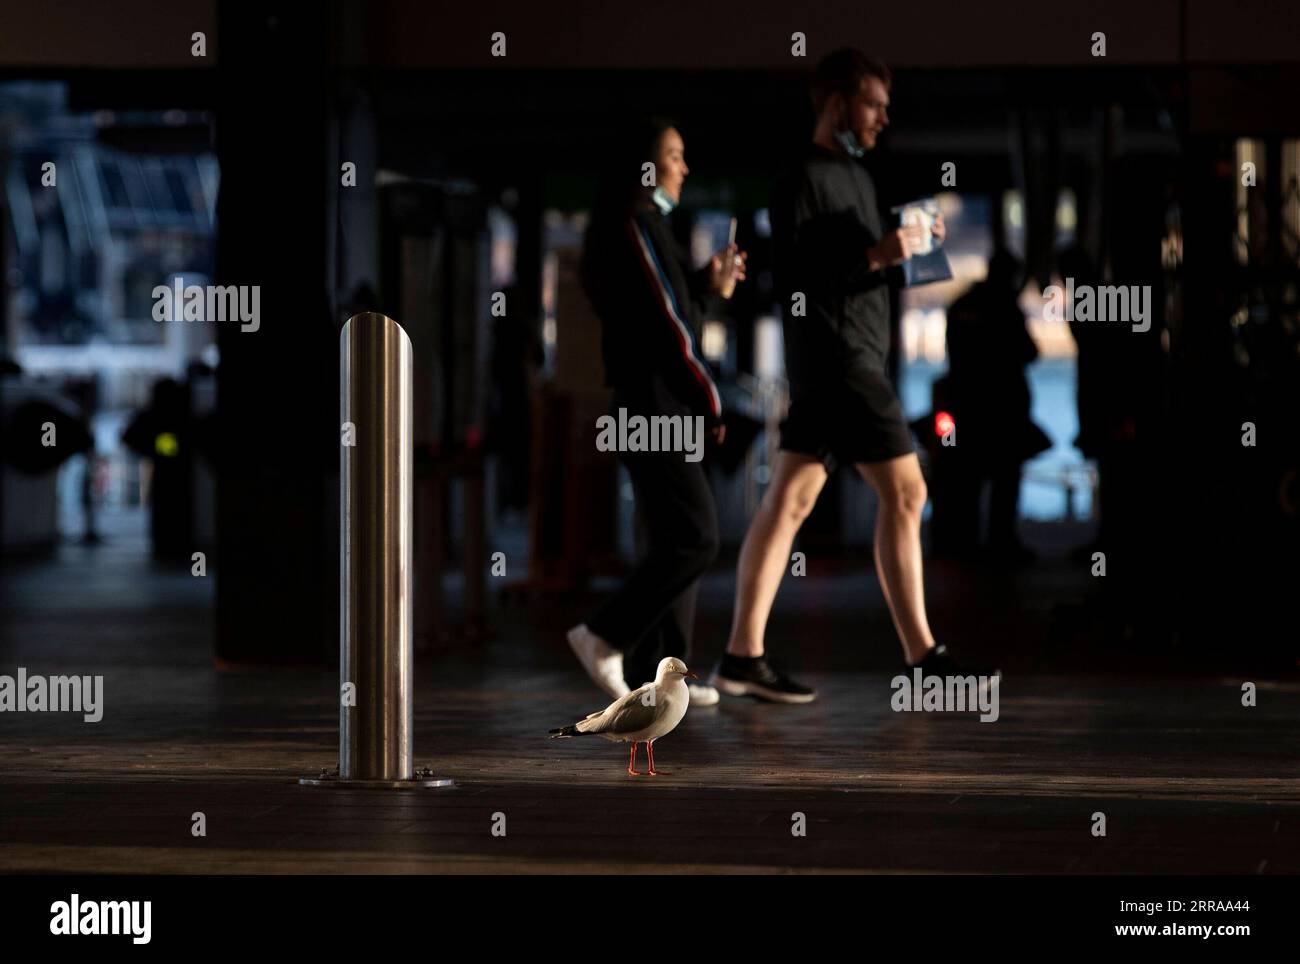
[688,683,720,707]
[566,624,630,699]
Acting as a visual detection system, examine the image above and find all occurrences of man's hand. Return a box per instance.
[868,224,927,270]
[932,212,946,245]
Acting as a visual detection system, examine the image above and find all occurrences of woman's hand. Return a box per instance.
[709,245,748,298]
[932,212,946,245]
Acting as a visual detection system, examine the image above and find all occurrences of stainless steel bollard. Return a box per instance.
[301,312,452,790]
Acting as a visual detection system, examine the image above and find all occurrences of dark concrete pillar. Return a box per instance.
[213,3,335,664]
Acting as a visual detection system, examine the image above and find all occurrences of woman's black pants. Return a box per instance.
[586,447,719,688]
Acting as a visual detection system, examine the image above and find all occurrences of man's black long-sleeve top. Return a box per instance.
[772,143,892,400]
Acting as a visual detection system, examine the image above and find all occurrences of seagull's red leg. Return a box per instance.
[647,740,658,776]
[627,742,641,776]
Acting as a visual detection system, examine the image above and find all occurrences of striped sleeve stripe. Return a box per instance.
[626,218,722,417]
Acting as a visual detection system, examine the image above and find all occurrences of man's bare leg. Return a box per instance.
[856,453,938,665]
[725,451,828,657]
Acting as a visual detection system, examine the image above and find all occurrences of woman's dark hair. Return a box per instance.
[581,117,678,311]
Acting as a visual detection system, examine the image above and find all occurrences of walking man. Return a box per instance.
[710,49,996,702]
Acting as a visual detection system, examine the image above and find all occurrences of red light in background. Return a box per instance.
[935,411,955,437]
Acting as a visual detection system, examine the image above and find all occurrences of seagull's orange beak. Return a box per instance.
[686,671,700,680]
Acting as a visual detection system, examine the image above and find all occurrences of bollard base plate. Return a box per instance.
[299,767,454,789]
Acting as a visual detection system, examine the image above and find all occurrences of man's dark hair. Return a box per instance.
[810,48,892,115]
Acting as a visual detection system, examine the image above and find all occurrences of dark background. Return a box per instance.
[2,0,1297,669]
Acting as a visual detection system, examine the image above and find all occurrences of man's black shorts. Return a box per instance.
[780,367,916,469]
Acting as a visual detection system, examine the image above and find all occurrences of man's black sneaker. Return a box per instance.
[711,654,817,704]
[910,644,1001,686]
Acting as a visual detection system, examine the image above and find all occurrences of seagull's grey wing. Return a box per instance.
[577,685,659,736]
[571,688,638,731]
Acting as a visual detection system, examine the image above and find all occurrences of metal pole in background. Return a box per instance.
[302,312,452,789]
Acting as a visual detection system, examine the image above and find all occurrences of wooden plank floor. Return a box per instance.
[2,520,1298,873]
[1,666,1297,873]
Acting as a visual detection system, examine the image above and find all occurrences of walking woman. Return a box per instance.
[566,118,745,706]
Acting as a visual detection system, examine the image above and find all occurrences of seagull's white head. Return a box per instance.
[656,657,697,682]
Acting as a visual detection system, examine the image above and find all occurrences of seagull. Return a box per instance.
[549,657,696,776]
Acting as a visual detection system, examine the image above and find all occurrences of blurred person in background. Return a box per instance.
[942,247,1045,565]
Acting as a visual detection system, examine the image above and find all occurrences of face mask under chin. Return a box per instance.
[834,128,866,158]
[651,187,677,214]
